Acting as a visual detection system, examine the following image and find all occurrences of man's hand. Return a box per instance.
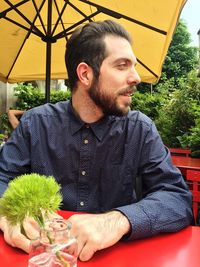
[68,211,130,261]
[0,212,62,252]
[0,216,39,252]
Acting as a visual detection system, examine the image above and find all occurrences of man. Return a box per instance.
[0,20,193,261]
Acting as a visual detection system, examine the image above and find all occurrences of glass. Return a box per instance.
[28,218,78,267]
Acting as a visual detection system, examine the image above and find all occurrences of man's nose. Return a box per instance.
[127,68,141,86]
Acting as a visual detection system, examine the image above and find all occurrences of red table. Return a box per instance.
[0,211,200,267]
[172,156,200,171]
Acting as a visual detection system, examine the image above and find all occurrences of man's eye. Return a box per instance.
[117,64,127,69]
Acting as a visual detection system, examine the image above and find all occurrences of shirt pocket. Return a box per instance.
[99,164,137,211]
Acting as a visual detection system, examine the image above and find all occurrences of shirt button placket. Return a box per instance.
[81,170,86,176]
[80,201,84,206]
[78,125,91,211]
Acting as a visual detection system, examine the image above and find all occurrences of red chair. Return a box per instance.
[186,170,200,224]
[169,148,191,157]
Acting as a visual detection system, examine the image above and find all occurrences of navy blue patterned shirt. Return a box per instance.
[0,101,193,239]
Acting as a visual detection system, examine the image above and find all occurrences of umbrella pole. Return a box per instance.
[45,41,51,103]
[45,0,53,103]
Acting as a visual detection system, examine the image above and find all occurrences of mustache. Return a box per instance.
[118,86,137,96]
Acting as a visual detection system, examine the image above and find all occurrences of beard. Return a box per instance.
[88,77,134,116]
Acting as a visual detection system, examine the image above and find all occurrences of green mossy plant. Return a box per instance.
[0,174,72,266]
[0,173,62,227]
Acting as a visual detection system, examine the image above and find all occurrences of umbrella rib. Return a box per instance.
[4,0,44,37]
[6,33,29,81]
[79,0,167,36]
[137,58,158,78]
[54,10,99,40]
[51,0,68,38]
[0,0,29,16]
[52,0,93,39]
[67,1,93,22]
[3,16,42,37]
[32,0,47,35]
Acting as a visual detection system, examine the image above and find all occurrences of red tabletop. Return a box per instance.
[172,156,200,171]
[0,211,200,267]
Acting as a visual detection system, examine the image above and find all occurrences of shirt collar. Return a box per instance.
[89,116,113,141]
[68,101,85,135]
[68,101,115,141]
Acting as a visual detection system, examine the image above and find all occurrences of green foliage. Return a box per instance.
[50,89,71,104]
[0,113,13,136]
[132,71,200,157]
[139,21,198,94]
[0,83,71,136]
[178,116,200,158]
[157,20,198,88]
[0,174,62,226]
[131,91,163,121]
[155,71,200,155]
[14,83,45,110]
[14,83,71,110]
[0,133,8,146]
[136,83,152,94]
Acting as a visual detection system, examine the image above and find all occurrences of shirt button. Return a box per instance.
[85,124,89,128]
[81,170,86,175]
[84,139,88,144]
[80,201,84,206]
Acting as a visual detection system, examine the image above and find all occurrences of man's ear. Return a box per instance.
[76,62,93,87]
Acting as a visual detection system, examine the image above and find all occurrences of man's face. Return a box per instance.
[88,35,141,116]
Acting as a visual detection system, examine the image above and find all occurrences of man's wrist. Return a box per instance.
[107,210,131,237]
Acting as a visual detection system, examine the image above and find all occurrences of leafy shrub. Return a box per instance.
[155,72,200,156]
[0,83,71,136]
[178,117,200,157]
[132,72,200,157]
[14,83,45,110]
[14,83,71,110]
[0,133,8,146]
[131,91,163,121]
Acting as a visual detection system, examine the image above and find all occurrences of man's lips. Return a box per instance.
[122,92,132,96]
[120,90,134,96]
[118,86,135,96]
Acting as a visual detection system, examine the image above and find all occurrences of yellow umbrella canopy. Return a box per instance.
[0,0,187,101]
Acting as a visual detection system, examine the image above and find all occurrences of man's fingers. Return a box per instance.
[9,227,30,253]
[48,212,63,220]
[0,216,40,253]
[79,242,97,262]
[75,233,100,262]
[3,223,30,253]
[22,217,40,240]
[75,235,87,256]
